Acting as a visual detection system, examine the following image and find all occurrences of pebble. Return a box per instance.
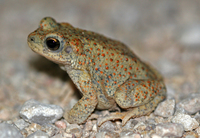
[0,123,24,138]
[151,134,162,138]
[122,119,139,131]
[51,134,63,138]
[120,132,141,138]
[19,99,63,125]
[172,113,199,131]
[27,130,49,138]
[14,119,29,130]
[65,123,82,138]
[177,93,200,114]
[157,58,181,76]
[154,99,175,117]
[55,120,67,129]
[99,121,115,132]
[155,123,184,137]
[196,127,200,137]
[180,25,200,47]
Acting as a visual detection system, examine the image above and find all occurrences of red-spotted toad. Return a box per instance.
[27,17,166,126]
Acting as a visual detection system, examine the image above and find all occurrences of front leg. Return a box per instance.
[64,70,98,124]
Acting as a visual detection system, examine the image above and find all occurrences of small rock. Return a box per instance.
[14,119,29,130]
[84,120,93,131]
[172,113,199,131]
[157,58,181,76]
[196,127,200,137]
[96,132,106,138]
[0,123,24,138]
[92,123,98,132]
[20,99,63,125]
[194,113,200,124]
[177,93,200,114]
[123,119,139,131]
[27,130,49,138]
[155,123,184,137]
[179,25,200,47]
[42,124,59,137]
[154,99,175,117]
[51,134,63,138]
[55,120,67,129]
[120,131,141,138]
[66,123,82,138]
[151,134,162,138]
[99,121,115,132]
[185,135,196,138]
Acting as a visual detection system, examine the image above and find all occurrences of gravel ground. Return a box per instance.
[1,0,200,137]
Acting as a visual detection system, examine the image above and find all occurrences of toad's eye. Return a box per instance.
[45,37,60,51]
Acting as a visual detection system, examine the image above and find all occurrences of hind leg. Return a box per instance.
[97,79,166,126]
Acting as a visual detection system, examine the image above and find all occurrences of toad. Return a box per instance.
[27,17,166,126]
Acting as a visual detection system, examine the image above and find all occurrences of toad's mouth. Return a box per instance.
[28,42,72,65]
[42,54,72,65]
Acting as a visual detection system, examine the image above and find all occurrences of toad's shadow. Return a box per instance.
[29,55,81,99]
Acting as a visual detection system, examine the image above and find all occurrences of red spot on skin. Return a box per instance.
[79,61,81,64]
[90,48,93,50]
[106,66,109,69]
[113,73,116,75]
[95,68,98,71]
[116,60,119,63]
[105,63,108,66]
[128,72,131,75]
[100,71,103,74]
[132,84,135,86]
[129,66,132,70]
[110,58,113,62]
[76,49,79,52]
[111,53,114,56]
[109,76,111,78]
[119,74,121,77]
[125,58,128,61]
[102,53,105,57]
[124,68,127,71]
